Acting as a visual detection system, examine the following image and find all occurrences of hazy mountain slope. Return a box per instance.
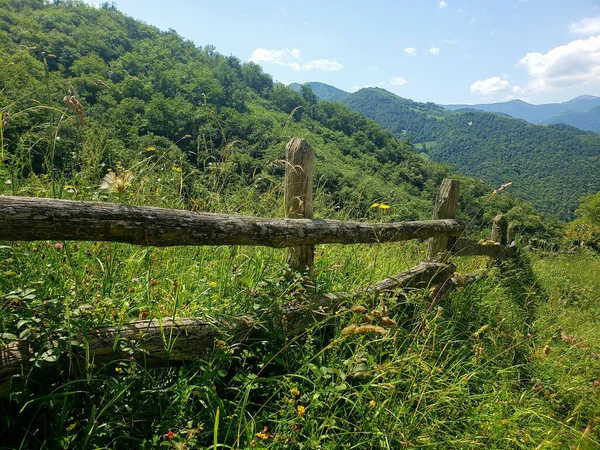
[542,105,600,133]
[443,95,600,125]
[289,82,349,101]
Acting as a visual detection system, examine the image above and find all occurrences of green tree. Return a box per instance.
[576,191,600,224]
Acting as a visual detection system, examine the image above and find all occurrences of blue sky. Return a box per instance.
[107,0,600,105]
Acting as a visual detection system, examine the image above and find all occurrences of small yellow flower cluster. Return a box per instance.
[370,203,391,209]
[255,431,269,440]
[290,387,300,397]
[297,405,306,416]
[256,426,271,440]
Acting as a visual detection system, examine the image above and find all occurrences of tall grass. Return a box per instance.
[1,100,599,448]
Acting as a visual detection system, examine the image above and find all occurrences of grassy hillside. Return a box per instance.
[300,84,600,220]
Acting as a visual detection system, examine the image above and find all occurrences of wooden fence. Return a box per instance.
[0,138,515,398]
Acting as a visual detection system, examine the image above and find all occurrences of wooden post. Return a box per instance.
[491,214,508,244]
[507,222,517,243]
[285,138,314,272]
[427,178,460,261]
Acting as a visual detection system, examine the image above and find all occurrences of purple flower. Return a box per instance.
[54,242,63,249]
[594,380,599,387]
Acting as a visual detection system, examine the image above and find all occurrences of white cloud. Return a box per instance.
[512,85,525,95]
[517,35,600,92]
[390,77,407,86]
[429,47,440,55]
[568,16,600,35]
[445,38,459,45]
[248,48,343,71]
[439,1,447,8]
[470,16,477,24]
[302,59,344,71]
[470,76,511,95]
[404,47,417,56]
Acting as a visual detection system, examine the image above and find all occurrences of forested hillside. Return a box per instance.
[542,105,600,133]
[0,0,549,233]
[288,81,348,102]
[298,84,600,220]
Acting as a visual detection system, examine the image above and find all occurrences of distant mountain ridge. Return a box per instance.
[288,82,348,101]
[443,95,600,132]
[541,105,600,133]
[291,82,600,220]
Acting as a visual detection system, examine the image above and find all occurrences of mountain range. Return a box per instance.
[290,83,600,133]
[290,82,600,220]
[443,95,600,133]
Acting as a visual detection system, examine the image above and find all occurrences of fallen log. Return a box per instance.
[0,262,455,398]
[0,196,463,247]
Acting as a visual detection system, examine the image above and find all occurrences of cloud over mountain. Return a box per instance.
[518,35,600,92]
[249,48,343,71]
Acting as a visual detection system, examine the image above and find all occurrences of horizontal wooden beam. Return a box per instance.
[451,237,512,259]
[0,262,455,398]
[0,196,463,247]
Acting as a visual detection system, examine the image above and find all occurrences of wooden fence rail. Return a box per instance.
[0,196,464,247]
[0,262,456,398]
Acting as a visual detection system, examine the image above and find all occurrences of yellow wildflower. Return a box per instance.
[378,203,391,209]
[290,387,300,397]
[297,405,306,416]
[369,400,376,408]
[209,281,217,287]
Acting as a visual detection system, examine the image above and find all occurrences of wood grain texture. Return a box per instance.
[0,196,463,247]
[427,178,460,261]
[491,214,508,244]
[285,138,315,271]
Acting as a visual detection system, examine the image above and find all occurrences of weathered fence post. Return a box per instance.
[285,138,314,273]
[427,178,460,261]
[491,214,508,244]
[507,222,517,244]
